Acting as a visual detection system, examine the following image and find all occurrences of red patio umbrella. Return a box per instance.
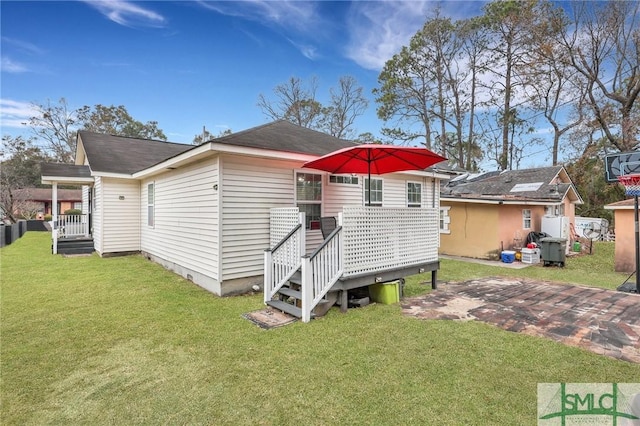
[302,144,447,205]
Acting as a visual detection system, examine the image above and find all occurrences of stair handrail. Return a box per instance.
[301,215,343,322]
[264,220,305,304]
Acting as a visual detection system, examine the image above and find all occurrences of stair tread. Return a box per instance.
[266,300,315,319]
[278,287,301,299]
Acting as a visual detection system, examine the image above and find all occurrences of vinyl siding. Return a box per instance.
[140,158,219,280]
[101,178,141,253]
[93,177,103,254]
[221,155,300,280]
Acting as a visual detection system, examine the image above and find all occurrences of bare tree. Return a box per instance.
[559,0,640,152]
[257,77,323,129]
[320,76,368,139]
[28,98,77,163]
[526,2,586,165]
[1,135,49,223]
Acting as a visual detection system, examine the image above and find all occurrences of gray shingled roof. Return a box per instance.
[79,131,193,174]
[442,166,578,202]
[211,120,358,156]
[41,163,92,178]
[77,122,360,175]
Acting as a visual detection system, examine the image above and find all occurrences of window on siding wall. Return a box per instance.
[296,173,322,230]
[440,207,451,233]
[147,183,155,227]
[364,178,383,206]
[407,182,422,207]
[522,209,532,229]
[329,175,359,185]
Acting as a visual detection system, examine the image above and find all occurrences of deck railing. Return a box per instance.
[340,206,439,277]
[263,210,305,304]
[57,214,90,238]
[301,218,343,322]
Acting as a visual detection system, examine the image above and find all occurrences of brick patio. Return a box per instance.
[402,277,640,363]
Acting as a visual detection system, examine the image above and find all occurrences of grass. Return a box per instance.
[2,233,639,425]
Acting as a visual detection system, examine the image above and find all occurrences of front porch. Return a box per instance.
[41,163,95,255]
[264,206,440,322]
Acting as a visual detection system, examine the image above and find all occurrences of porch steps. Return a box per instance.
[56,238,95,255]
[266,299,310,319]
[267,279,339,320]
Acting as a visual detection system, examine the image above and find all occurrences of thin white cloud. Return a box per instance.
[345,1,485,70]
[0,99,37,129]
[83,1,166,28]
[198,0,321,59]
[1,37,44,55]
[197,0,317,32]
[1,56,29,73]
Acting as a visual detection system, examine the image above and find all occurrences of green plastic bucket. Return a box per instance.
[572,241,581,252]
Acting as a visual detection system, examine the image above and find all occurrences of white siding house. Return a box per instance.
[42,121,448,298]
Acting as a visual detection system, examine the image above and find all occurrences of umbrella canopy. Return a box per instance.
[302,144,447,205]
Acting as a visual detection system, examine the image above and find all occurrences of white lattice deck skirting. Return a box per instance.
[269,207,300,247]
[341,206,439,277]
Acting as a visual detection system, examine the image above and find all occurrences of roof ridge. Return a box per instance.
[78,130,189,147]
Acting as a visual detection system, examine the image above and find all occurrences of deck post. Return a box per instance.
[298,212,305,257]
[431,270,437,290]
[301,255,312,323]
[263,250,272,304]
[52,182,58,255]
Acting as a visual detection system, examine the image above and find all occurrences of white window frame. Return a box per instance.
[364,177,383,206]
[328,174,359,185]
[545,204,564,216]
[147,182,155,227]
[295,172,322,230]
[522,209,532,229]
[439,206,451,234]
[407,181,422,207]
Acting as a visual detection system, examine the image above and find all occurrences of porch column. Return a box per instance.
[52,182,58,254]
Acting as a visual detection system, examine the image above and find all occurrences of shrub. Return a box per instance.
[44,214,52,221]
[63,209,82,215]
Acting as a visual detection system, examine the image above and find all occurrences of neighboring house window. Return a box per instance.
[522,209,532,229]
[73,202,82,210]
[440,206,451,233]
[296,172,322,230]
[329,175,359,185]
[364,178,383,206]
[545,205,564,216]
[148,183,155,227]
[407,182,422,207]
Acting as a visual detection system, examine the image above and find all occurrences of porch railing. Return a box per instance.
[57,214,90,238]
[301,216,343,322]
[263,211,305,304]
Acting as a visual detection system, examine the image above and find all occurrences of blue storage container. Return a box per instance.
[501,250,516,263]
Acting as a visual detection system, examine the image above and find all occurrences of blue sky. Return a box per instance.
[1,0,487,145]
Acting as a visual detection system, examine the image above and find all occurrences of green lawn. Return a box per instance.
[2,233,638,425]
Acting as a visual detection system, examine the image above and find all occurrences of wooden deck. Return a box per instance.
[265,207,440,322]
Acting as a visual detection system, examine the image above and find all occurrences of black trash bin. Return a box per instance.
[540,237,567,267]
